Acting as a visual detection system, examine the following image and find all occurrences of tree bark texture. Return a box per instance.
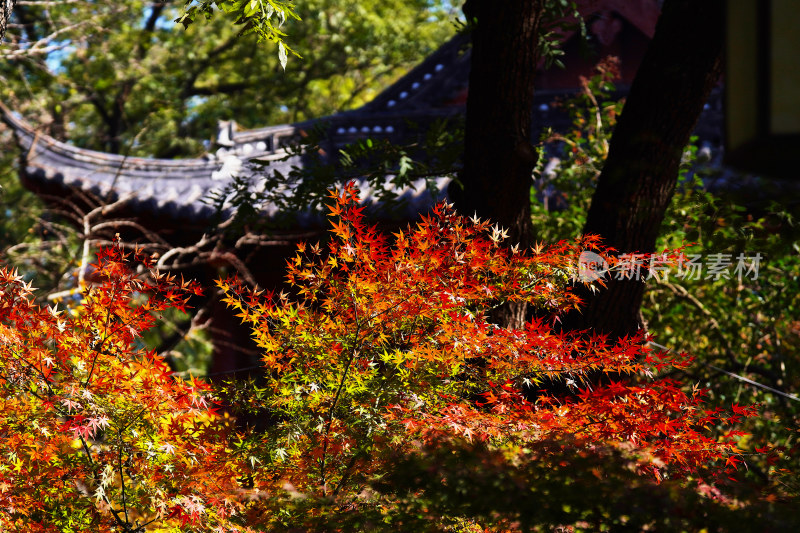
[453,0,544,329]
[453,0,544,250]
[1,0,15,43]
[565,0,724,339]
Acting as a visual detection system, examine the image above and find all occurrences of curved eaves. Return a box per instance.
[0,103,292,221]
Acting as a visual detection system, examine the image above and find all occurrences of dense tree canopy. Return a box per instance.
[1,0,452,156]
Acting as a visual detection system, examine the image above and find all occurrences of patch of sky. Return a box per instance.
[186,95,209,112]
[429,0,460,20]
[185,95,210,123]
[45,44,76,74]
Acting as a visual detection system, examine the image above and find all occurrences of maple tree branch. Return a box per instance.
[321,286,362,496]
[332,447,366,497]
[83,300,115,389]
[118,431,130,526]
[76,433,130,530]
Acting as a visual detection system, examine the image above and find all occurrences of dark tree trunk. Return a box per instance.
[1,0,15,43]
[452,0,544,329]
[452,0,544,249]
[564,0,724,340]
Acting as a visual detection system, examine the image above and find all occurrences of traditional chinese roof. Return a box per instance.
[1,0,663,226]
[1,103,461,223]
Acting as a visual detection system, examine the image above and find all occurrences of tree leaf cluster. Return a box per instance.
[1,0,454,157]
[177,0,300,70]
[0,186,782,531]
[212,185,760,528]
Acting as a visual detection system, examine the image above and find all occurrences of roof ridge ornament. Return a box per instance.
[215,120,237,147]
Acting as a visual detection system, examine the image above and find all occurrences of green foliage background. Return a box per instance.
[1,0,453,157]
[530,67,800,511]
